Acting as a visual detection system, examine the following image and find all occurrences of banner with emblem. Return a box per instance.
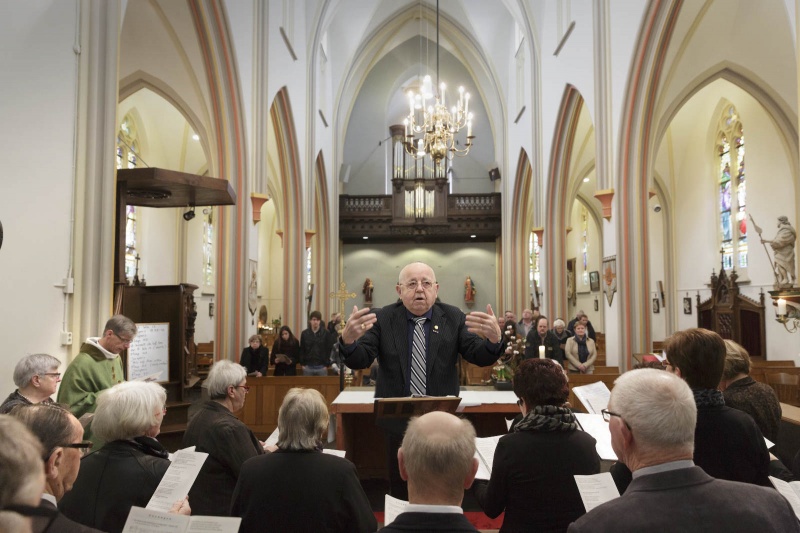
[602,256,617,306]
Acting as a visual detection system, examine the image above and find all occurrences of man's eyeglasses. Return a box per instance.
[113,331,134,344]
[59,440,94,457]
[400,280,436,291]
[234,385,251,393]
[601,409,631,430]
[40,372,61,379]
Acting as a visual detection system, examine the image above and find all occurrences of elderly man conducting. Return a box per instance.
[568,369,799,532]
[379,411,480,533]
[0,353,61,414]
[341,262,504,498]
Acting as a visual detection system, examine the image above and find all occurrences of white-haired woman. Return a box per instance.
[231,388,376,533]
[59,381,188,533]
[0,353,61,414]
[551,319,572,364]
[182,360,264,516]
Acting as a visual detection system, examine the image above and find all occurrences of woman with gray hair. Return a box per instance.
[231,388,376,533]
[0,353,61,414]
[182,360,264,516]
[551,319,572,364]
[59,381,188,533]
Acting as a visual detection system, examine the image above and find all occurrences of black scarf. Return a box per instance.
[130,435,170,459]
[692,387,725,408]
[513,404,577,433]
[574,335,590,363]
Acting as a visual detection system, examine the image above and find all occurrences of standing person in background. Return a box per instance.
[299,311,334,376]
[567,312,596,342]
[524,316,561,365]
[240,335,269,377]
[564,322,597,374]
[0,353,61,414]
[57,315,136,445]
[270,326,299,376]
[551,319,573,365]
[327,312,342,335]
[517,309,535,337]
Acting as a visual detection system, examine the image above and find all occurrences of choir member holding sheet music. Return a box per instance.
[472,359,600,532]
[231,388,376,533]
[182,361,264,516]
[59,381,190,533]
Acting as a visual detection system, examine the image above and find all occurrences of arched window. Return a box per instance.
[716,105,747,271]
[203,208,215,290]
[529,231,540,304]
[117,113,140,281]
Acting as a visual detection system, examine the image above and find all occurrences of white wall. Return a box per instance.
[564,200,605,331]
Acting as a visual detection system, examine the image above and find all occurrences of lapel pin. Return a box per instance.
[433,325,439,333]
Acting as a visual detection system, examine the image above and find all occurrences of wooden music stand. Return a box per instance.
[374,396,462,435]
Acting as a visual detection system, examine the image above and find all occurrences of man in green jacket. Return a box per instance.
[57,315,137,444]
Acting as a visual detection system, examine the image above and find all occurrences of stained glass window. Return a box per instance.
[203,209,214,289]
[716,107,747,271]
[529,231,540,291]
[117,113,140,281]
[581,206,589,285]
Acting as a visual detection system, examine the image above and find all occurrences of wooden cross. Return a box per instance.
[329,282,356,328]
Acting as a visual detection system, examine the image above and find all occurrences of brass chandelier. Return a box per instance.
[403,0,474,167]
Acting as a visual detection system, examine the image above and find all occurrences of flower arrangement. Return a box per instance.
[493,323,525,383]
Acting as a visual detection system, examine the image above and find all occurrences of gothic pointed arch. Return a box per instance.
[509,149,534,313]
[313,151,332,320]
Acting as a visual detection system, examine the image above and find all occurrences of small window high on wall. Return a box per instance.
[716,105,747,272]
[117,113,140,282]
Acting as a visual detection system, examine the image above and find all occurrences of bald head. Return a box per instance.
[399,411,477,505]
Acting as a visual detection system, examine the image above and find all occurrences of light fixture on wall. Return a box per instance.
[773,293,800,333]
[183,206,196,221]
[403,0,474,168]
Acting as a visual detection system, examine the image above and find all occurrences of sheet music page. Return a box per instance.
[122,507,241,533]
[384,494,409,525]
[571,381,611,414]
[574,413,617,461]
[146,450,208,512]
[168,446,195,462]
[473,436,502,480]
[769,476,800,519]
[265,427,280,447]
[574,472,620,512]
[322,448,347,458]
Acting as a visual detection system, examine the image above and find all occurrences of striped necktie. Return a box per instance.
[410,317,427,396]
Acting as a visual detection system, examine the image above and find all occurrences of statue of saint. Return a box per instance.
[762,216,797,289]
[465,276,476,303]
[363,278,374,304]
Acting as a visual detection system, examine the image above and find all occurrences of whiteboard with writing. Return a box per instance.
[127,323,170,382]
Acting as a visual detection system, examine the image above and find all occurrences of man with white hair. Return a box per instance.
[0,353,61,414]
[568,369,799,532]
[378,411,480,532]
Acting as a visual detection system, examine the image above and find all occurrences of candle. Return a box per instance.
[777,298,787,316]
[440,82,446,106]
[539,345,545,359]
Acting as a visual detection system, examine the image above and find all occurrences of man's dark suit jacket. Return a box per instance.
[378,512,478,532]
[524,330,562,364]
[33,499,104,533]
[231,449,377,533]
[343,302,502,397]
[568,466,800,532]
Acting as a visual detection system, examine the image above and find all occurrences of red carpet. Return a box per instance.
[373,511,504,530]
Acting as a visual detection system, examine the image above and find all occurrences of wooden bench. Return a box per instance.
[195,341,214,378]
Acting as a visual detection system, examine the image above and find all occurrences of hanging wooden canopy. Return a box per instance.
[117,167,236,208]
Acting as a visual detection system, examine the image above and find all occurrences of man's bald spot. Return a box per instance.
[398,262,436,283]
[407,411,463,441]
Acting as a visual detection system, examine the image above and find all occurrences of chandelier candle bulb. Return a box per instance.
[539,345,545,359]
[778,298,787,316]
[465,93,470,115]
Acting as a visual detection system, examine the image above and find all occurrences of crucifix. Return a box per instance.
[329,282,356,329]
[132,253,142,286]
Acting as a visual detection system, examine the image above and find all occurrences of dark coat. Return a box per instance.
[299,327,335,367]
[473,429,600,532]
[33,499,104,533]
[239,345,269,375]
[231,449,376,533]
[270,339,299,375]
[58,438,170,533]
[568,466,800,532]
[182,400,264,516]
[378,512,478,532]
[723,376,781,442]
[342,301,503,398]
[524,330,562,364]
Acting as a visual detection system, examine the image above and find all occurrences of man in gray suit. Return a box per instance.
[568,369,799,532]
[341,261,504,497]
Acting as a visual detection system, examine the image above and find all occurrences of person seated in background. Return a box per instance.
[183,360,264,516]
[59,381,189,533]
[718,339,781,443]
[567,312,596,342]
[379,411,480,533]
[1,353,61,414]
[551,319,573,364]
[524,316,562,364]
[231,388,376,533]
[0,415,47,533]
[473,359,600,532]
[611,328,771,493]
[270,326,300,376]
[564,322,597,375]
[240,334,269,377]
[11,403,105,533]
[568,369,799,532]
